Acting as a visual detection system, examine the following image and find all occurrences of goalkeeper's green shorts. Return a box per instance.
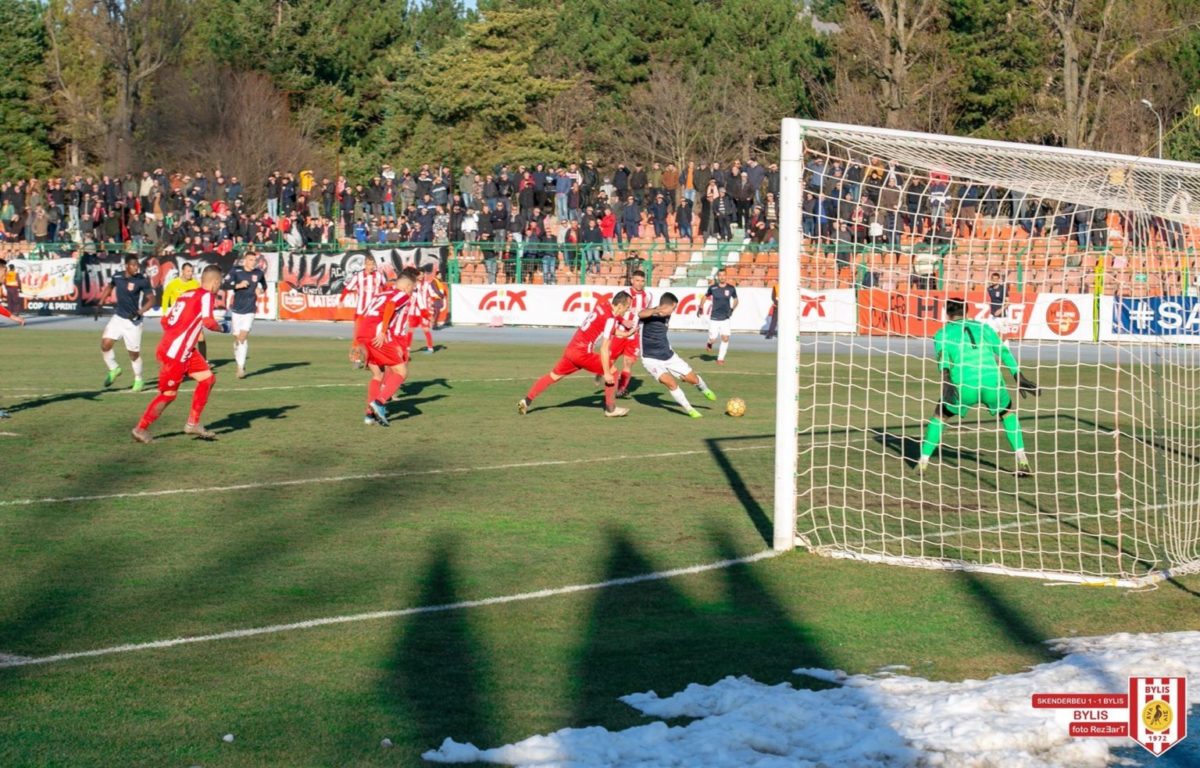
[944,381,1011,418]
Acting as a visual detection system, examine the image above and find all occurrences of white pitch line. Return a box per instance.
[0,443,772,508]
[0,431,18,437]
[0,369,775,397]
[0,550,782,670]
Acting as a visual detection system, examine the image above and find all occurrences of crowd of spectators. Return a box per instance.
[800,150,1190,252]
[0,159,785,264]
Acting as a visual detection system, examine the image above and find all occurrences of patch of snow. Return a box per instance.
[424,631,1200,767]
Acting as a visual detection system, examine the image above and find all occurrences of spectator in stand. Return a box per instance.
[649,193,670,245]
[648,162,663,202]
[620,195,641,247]
[661,163,680,209]
[677,195,694,244]
[746,158,767,205]
[613,164,630,201]
[630,163,647,206]
[582,217,603,274]
[458,166,475,210]
[554,166,572,221]
[599,205,616,258]
[733,172,755,230]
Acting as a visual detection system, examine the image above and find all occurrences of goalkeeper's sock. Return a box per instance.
[102,348,118,371]
[668,386,693,412]
[1002,412,1026,453]
[921,417,945,459]
[718,340,729,361]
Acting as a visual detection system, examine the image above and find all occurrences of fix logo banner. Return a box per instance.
[1032,676,1188,756]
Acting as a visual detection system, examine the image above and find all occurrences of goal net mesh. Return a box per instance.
[789,121,1200,585]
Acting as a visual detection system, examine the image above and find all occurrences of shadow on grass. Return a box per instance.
[207,405,300,435]
[239,361,312,379]
[382,539,498,754]
[954,571,1056,664]
[872,428,1002,472]
[705,435,774,545]
[7,389,107,414]
[569,528,849,734]
[385,394,447,421]
[402,378,453,397]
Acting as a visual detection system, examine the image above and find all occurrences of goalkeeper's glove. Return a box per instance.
[1017,373,1041,398]
[941,379,959,406]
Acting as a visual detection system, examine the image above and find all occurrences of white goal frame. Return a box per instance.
[773,118,1200,587]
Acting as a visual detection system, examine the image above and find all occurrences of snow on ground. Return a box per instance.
[424,631,1200,768]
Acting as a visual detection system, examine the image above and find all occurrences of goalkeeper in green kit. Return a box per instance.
[917,298,1041,477]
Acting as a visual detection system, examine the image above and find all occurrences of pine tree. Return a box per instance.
[0,0,55,176]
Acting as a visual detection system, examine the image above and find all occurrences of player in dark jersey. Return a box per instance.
[639,293,716,418]
[98,255,155,391]
[702,268,739,364]
[222,251,268,378]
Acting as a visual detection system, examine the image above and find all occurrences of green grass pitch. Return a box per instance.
[0,327,1197,767]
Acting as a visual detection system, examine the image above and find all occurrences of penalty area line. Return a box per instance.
[0,444,773,508]
[0,550,782,670]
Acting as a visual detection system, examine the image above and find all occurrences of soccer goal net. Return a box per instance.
[774,119,1200,586]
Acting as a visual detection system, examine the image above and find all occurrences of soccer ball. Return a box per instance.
[725,397,746,417]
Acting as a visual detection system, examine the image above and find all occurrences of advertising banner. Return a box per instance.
[1100,295,1200,344]
[857,288,1036,339]
[277,246,446,321]
[12,250,280,318]
[1024,294,1095,341]
[450,284,857,334]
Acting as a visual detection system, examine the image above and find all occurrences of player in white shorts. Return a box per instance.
[98,255,155,391]
[638,292,716,418]
[702,268,739,364]
[221,251,268,378]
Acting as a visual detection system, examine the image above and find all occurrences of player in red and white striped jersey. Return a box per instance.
[610,269,653,397]
[359,266,421,427]
[132,265,227,443]
[341,254,388,368]
[409,268,444,354]
[518,291,632,417]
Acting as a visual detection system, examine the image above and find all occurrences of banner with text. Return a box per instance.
[857,288,1037,339]
[278,246,446,321]
[450,284,857,334]
[14,251,278,318]
[1100,295,1200,344]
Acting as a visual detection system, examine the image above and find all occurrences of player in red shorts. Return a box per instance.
[132,265,227,443]
[610,269,652,397]
[360,266,420,427]
[518,291,632,418]
[341,253,387,368]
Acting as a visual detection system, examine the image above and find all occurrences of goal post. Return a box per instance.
[774,118,1200,586]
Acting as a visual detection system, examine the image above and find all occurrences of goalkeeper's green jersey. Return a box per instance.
[934,319,1020,386]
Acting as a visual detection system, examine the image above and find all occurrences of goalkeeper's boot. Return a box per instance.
[702,388,717,402]
[131,377,145,393]
[517,398,529,416]
[916,457,931,476]
[1015,458,1033,478]
[688,409,703,419]
[104,366,122,388]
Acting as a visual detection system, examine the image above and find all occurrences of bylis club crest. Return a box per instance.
[1129,677,1187,756]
